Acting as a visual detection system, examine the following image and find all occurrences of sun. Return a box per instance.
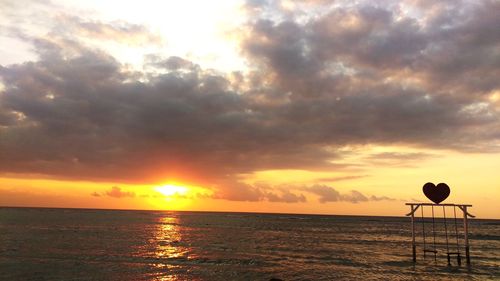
[149,182,213,210]
[155,184,189,197]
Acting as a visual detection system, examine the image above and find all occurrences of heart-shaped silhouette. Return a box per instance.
[423,182,450,204]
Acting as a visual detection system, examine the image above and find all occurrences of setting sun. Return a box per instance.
[155,184,189,197]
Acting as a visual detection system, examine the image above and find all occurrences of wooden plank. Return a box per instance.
[405,203,472,207]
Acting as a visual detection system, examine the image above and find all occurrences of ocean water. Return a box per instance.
[0,208,498,280]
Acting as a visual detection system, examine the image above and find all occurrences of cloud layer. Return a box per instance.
[1,0,499,202]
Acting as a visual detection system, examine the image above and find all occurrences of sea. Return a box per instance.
[0,207,498,280]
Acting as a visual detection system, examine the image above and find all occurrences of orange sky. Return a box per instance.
[1,148,499,218]
[1,0,499,218]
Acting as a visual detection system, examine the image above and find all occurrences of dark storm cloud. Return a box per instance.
[1,1,499,202]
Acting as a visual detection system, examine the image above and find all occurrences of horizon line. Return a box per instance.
[1,205,498,220]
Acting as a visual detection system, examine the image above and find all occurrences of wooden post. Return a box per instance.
[411,205,416,262]
[463,206,471,265]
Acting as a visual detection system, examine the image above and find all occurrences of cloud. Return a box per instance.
[239,0,500,151]
[211,182,265,202]
[308,185,342,203]
[266,190,307,203]
[308,185,395,203]
[145,55,196,71]
[363,152,437,167]
[63,16,163,45]
[0,37,343,184]
[316,175,370,183]
[0,3,162,47]
[104,186,135,198]
[210,181,306,203]
[0,0,499,200]
[365,152,435,161]
[369,194,396,202]
[91,186,135,198]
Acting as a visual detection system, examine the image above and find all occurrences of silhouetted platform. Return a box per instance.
[405,203,474,265]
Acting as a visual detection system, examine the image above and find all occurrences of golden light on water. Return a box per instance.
[153,216,187,259]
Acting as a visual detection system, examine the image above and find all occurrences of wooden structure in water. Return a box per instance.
[405,203,475,265]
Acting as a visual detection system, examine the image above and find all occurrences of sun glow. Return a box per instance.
[155,184,189,197]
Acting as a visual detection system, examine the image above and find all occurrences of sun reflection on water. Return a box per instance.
[153,215,188,259]
[142,214,194,281]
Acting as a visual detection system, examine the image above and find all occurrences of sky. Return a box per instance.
[0,0,499,218]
